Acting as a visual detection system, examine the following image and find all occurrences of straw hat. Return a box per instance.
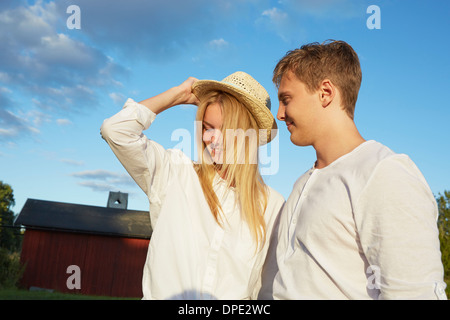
[192,71,277,145]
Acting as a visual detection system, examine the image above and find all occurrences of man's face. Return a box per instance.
[277,71,320,146]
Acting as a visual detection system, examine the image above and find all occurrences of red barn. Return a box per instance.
[15,193,152,298]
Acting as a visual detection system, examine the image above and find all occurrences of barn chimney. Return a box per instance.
[107,191,128,209]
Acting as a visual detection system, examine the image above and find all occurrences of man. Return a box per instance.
[260,40,447,299]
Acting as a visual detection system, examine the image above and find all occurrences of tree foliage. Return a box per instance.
[437,190,450,297]
[0,181,15,212]
[0,181,24,289]
[0,181,21,252]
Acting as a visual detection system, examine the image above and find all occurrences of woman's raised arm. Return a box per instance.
[138,77,199,114]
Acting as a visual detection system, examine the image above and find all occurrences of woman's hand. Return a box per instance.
[139,77,200,114]
[176,77,200,106]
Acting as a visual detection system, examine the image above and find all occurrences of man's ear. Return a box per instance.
[318,79,335,108]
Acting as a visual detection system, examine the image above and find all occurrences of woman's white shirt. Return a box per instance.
[101,98,285,299]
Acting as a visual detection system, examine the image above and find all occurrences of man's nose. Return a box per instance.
[277,104,285,121]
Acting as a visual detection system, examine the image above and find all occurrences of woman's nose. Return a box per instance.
[203,129,211,143]
[203,129,218,144]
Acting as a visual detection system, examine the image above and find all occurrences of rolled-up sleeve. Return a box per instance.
[100,98,170,228]
[355,154,447,300]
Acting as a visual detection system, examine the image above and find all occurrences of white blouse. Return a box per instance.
[101,98,285,300]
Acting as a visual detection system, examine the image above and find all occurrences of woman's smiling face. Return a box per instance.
[202,102,224,164]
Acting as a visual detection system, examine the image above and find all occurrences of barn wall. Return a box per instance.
[20,229,150,298]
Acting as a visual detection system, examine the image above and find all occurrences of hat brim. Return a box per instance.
[192,80,277,145]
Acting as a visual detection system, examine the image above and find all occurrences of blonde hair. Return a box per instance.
[194,91,268,248]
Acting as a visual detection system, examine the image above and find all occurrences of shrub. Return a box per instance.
[437,191,450,297]
[0,247,25,289]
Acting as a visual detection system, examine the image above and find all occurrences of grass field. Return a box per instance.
[0,288,139,300]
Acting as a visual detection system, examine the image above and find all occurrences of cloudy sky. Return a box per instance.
[1,0,449,213]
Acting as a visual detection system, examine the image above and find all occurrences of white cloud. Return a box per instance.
[208,38,229,50]
[278,0,362,19]
[262,7,288,22]
[71,169,138,194]
[72,169,135,185]
[0,86,11,94]
[56,118,72,126]
[59,158,85,166]
[0,109,40,142]
[109,92,126,106]
[257,0,362,43]
[0,0,269,145]
[0,72,11,83]
[0,1,125,145]
[35,33,101,68]
[77,180,118,193]
[45,0,212,63]
[0,128,14,137]
[72,169,119,179]
[257,7,297,43]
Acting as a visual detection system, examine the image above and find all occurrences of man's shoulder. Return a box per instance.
[352,140,396,163]
[341,140,398,177]
[357,142,433,203]
[371,152,426,185]
[361,141,420,178]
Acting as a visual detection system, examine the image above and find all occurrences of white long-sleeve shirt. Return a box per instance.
[101,98,285,300]
[262,140,447,300]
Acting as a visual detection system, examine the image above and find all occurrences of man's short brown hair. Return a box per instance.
[273,40,362,119]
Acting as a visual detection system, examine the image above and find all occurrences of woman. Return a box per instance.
[101,71,284,299]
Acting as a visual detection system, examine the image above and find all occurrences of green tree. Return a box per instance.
[437,190,450,297]
[0,182,24,289]
[0,181,21,252]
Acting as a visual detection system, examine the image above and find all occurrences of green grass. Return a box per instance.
[0,288,139,300]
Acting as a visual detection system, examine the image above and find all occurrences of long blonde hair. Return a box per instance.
[194,91,268,248]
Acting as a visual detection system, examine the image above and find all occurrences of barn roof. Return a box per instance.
[15,198,152,239]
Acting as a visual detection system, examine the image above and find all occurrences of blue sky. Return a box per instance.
[1,0,449,214]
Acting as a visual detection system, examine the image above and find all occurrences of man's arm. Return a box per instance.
[355,154,447,299]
